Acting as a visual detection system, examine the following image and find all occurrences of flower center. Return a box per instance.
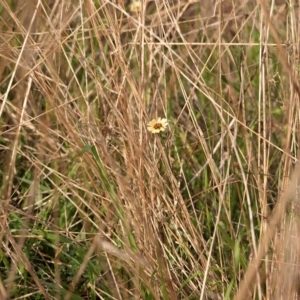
[154,123,163,129]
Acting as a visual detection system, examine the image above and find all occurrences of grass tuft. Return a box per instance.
[1,0,300,299]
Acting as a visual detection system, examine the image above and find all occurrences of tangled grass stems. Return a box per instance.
[0,0,299,299]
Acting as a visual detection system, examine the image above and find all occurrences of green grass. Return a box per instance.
[1,0,300,299]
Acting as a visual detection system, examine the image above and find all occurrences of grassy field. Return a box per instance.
[1,0,300,299]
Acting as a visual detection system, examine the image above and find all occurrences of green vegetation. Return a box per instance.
[0,0,299,299]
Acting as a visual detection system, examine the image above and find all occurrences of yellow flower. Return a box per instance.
[147,118,168,133]
[130,0,141,12]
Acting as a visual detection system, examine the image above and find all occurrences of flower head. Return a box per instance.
[147,117,168,133]
[129,0,141,12]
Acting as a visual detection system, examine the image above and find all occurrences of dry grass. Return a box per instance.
[1,0,300,299]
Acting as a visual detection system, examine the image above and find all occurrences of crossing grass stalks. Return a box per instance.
[0,0,300,299]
